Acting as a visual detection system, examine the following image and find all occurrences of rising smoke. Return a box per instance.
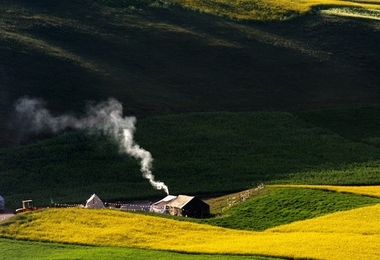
[14,97,169,195]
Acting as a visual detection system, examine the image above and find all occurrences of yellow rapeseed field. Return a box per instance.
[269,184,380,197]
[269,203,380,234]
[1,204,380,260]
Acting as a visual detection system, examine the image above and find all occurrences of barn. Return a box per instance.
[166,195,210,218]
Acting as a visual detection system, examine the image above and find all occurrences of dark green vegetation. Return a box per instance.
[1,0,380,148]
[201,187,380,230]
[2,111,380,208]
[0,238,281,260]
[295,106,380,145]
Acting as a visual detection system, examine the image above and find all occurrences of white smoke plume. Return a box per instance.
[14,97,169,195]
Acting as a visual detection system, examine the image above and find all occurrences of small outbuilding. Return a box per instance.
[149,195,177,213]
[166,195,210,218]
[0,195,4,212]
[85,194,104,208]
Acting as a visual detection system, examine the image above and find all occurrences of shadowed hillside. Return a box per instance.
[0,0,380,147]
[2,111,380,207]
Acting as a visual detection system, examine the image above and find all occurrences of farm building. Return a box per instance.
[166,195,210,218]
[149,195,177,213]
[85,194,104,208]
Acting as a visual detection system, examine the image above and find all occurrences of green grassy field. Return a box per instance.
[294,106,380,143]
[200,187,380,230]
[0,238,279,260]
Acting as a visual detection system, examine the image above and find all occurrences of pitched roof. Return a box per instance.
[151,195,177,207]
[85,193,104,208]
[167,195,194,209]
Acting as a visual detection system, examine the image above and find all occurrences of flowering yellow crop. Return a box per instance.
[269,185,380,197]
[1,206,380,259]
[269,203,380,234]
[170,0,380,21]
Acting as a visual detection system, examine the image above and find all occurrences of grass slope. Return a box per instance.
[295,106,380,144]
[0,238,276,260]
[3,112,380,207]
[201,187,380,230]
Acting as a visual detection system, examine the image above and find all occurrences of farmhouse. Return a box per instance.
[149,195,177,213]
[166,195,210,218]
[150,195,210,217]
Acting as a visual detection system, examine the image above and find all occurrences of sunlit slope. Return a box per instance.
[269,203,380,234]
[168,0,380,20]
[1,207,380,259]
[270,185,380,197]
[95,0,380,20]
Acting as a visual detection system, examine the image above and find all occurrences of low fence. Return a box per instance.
[225,183,265,209]
[107,202,151,212]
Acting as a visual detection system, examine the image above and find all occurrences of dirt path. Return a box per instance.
[1,209,15,222]
[0,213,14,222]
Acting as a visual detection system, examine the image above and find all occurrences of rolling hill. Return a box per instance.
[1,0,380,148]
[1,185,380,259]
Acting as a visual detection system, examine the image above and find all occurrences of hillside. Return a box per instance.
[1,0,380,207]
[1,0,380,148]
[2,111,380,207]
[201,187,380,230]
